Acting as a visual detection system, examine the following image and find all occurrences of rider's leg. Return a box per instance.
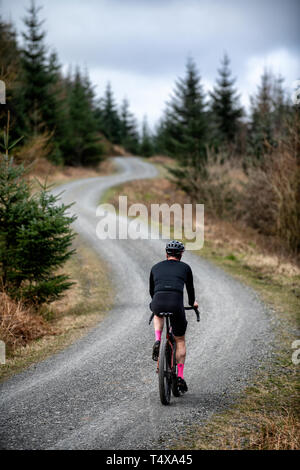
[152,315,163,361]
[174,335,186,363]
[154,315,164,341]
[174,335,186,378]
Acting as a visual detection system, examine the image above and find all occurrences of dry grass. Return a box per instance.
[26,156,116,189]
[173,406,300,450]
[0,292,53,352]
[13,131,53,165]
[245,412,300,450]
[0,237,114,381]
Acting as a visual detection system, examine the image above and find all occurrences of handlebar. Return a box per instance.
[184,306,200,322]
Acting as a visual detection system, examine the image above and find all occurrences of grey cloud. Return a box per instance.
[1,0,299,125]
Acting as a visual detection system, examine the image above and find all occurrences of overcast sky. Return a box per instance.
[1,0,299,128]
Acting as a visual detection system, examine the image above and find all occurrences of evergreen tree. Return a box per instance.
[164,58,208,200]
[97,82,121,144]
[21,1,59,139]
[139,116,153,157]
[272,75,292,136]
[209,54,243,148]
[165,58,207,166]
[0,18,24,139]
[0,122,76,305]
[153,113,174,156]
[248,70,276,160]
[63,68,103,166]
[119,98,139,154]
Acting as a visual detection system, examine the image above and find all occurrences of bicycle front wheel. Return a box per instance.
[158,334,172,405]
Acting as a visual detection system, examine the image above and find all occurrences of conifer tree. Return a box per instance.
[249,70,275,160]
[209,54,243,148]
[98,82,121,144]
[164,58,208,200]
[165,57,207,166]
[21,1,59,138]
[0,119,76,305]
[119,98,139,154]
[0,18,24,139]
[63,68,103,166]
[139,116,153,157]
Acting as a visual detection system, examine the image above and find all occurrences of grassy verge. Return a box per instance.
[104,170,300,450]
[172,244,300,450]
[0,236,114,382]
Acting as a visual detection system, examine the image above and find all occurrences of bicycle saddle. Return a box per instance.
[159,312,173,317]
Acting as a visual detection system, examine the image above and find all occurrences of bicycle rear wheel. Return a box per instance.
[158,334,172,405]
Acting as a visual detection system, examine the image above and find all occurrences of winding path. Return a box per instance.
[0,157,271,449]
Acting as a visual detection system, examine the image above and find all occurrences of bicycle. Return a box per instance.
[149,306,200,405]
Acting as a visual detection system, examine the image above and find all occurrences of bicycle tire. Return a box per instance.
[158,334,172,405]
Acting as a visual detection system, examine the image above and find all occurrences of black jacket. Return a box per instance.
[149,259,195,306]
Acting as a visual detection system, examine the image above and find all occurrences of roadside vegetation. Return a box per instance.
[105,157,299,450]
[0,112,115,380]
[0,235,113,382]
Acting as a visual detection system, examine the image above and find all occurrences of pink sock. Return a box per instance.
[155,330,162,342]
[177,363,184,379]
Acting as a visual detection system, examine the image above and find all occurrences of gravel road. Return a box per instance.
[0,157,272,449]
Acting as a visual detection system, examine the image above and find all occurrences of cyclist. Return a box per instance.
[149,240,198,393]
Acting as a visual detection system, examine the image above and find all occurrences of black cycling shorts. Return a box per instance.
[150,291,187,337]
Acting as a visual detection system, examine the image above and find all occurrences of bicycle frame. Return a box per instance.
[156,315,176,374]
[150,307,200,405]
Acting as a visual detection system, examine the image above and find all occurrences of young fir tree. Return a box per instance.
[165,58,208,200]
[0,18,24,140]
[97,82,121,144]
[21,1,60,142]
[119,98,139,154]
[139,116,153,157]
[63,68,103,166]
[248,70,276,160]
[209,54,243,149]
[0,117,76,305]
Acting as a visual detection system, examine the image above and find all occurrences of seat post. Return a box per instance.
[166,315,170,333]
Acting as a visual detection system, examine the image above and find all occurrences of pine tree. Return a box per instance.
[249,70,276,160]
[0,18,24,139]
[98,82,121,144]
[165,57,207,166]
[209,54,243,149]
[120,98,139,154]
[21,1,59,137]
[63,68,103,166]
[164,58,208,200]
[0,120,76,305]
[139,116,153,157]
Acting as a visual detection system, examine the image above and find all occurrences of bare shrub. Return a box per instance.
[241,115,300,254]
[13,131,53,165]
[176,151,242,219]
[0,292,53,352]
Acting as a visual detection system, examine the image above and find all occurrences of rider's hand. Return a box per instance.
[193,301,198,309]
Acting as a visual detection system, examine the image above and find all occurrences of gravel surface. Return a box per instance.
[0,157,272,449]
